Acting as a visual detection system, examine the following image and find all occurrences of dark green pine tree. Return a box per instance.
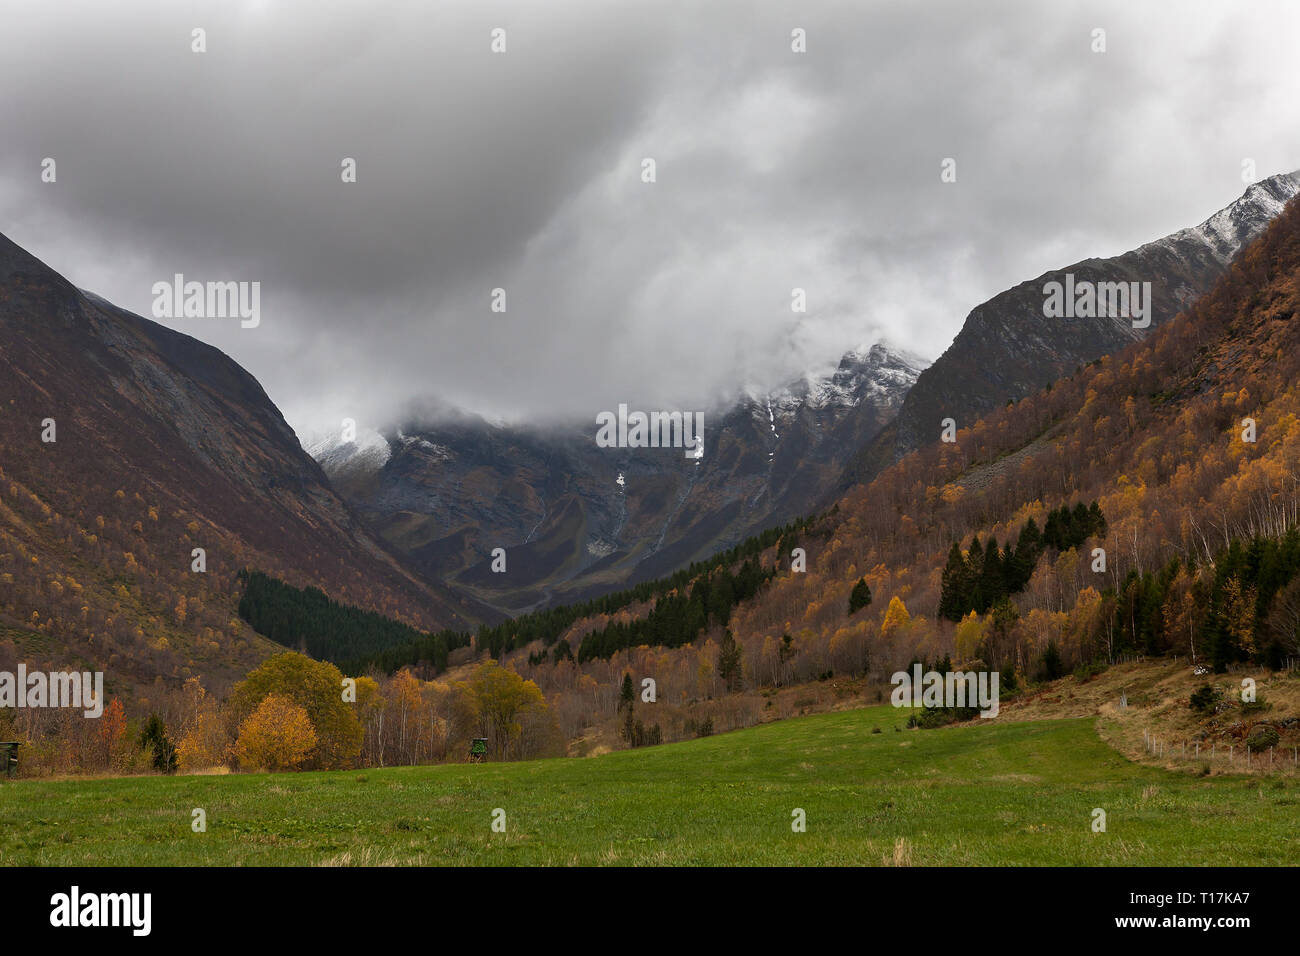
[977,537,1004,613]
[966,537,985,612]
[1039,640,1064,681]
[1205,606,1234,673]
[1042,509,1061,551]
[718,628,743,692]
[849,578,873,615]
[619,672,635,712]
[938,542,967,621]
[139,714,178,774]
[1007,518,1041,592]
[1088,501,1107,538]
[1071,502,1091,544]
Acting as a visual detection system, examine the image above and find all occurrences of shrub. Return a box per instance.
[999,662,1019,694]
[1036,641,1064,682]
[1073,660,1107,682]
[1189,684,1220,714]
[1241,692,1268,715]
[1246,725,1280,753]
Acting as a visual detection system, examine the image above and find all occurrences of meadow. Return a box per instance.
[2,704,1296,866]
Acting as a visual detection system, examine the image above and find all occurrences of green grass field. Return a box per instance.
[2,706,1296,865]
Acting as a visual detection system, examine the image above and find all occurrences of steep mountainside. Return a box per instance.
[719,190,1300,679]
[468,191,1300,746]
[312,345,924,614]
[845,171,1300,487]
[0,232,486,702]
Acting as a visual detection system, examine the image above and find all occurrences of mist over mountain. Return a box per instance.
[845,170,1300,486]
[310,344,925,613]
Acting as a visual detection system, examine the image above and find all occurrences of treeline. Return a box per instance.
[477,514,815,659]
[1110,528,1300,671]
[939,501,1106,620]
[245,513,815,677]
[576,559,772,662]
[341,628,473,676]
[237,570,470,673]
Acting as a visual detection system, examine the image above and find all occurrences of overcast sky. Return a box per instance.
[2,0,1298,438]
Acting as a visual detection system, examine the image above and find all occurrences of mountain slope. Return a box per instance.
[720,188,1300,679]
[312,344,924,614]
[845,170,1300,487]
[458,188,1300,746]
[0,231,486,700]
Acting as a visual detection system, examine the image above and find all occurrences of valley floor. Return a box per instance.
[2,693,1297,865]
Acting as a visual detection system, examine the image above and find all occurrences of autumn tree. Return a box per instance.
[234,694,317,771]
[456,659,547,759]
[880,596,912,640]
[387,669,425,765]
[985,598,1021,669]
[96,697,128,772]
[1222,576,1258,660]
[953,610,985,663]
[352,676,387,767]
[227,652,362,769]
[177,705,229,772]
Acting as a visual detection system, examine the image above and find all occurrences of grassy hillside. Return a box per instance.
[2,702,1296,866]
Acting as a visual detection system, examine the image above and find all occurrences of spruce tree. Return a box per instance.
[849,578,873,615]
[619,672,634,712]
[939,542,967,621]
[139,714,178,774]
[718,628,742,692]
[966,537,985,612]
[1088,501,1107,538]
[977,537,1004,613]
[1039,640,1064,682]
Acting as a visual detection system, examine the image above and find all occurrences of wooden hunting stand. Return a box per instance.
[469,738,488,763]
[1,742,19,779]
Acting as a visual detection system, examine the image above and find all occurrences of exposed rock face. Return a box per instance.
[312,345,925,614]
[847,172,1300,484]
[0,231,485,693]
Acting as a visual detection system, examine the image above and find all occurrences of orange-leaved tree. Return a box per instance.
[234,694,316,772]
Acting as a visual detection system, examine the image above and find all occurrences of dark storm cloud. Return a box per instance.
[2,0,1298,438]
